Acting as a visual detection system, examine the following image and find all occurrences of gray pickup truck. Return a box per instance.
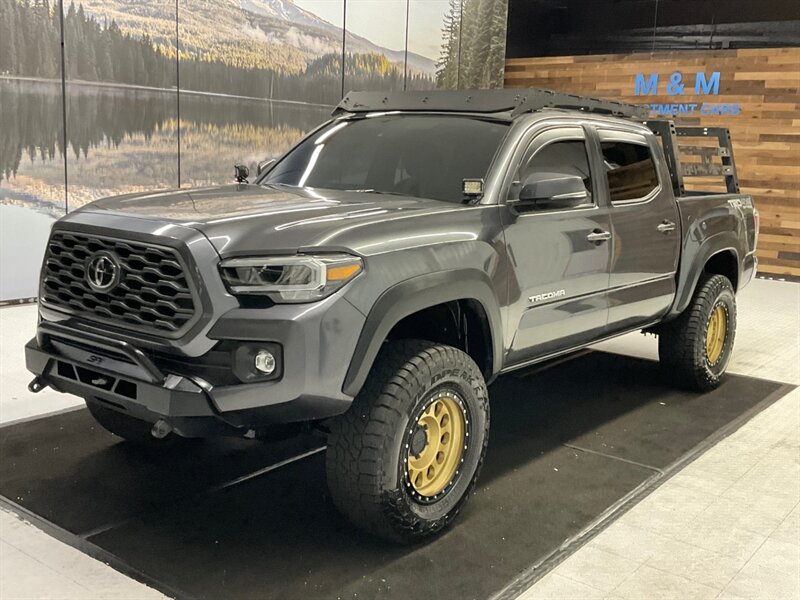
[27,89,758,542]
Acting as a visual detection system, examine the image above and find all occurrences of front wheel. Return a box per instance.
[326,340,490,543]
[658,274,737,391]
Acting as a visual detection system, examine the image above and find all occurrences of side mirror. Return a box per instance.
[513,172,589,210]
[257,159,276,176]
[234,163,250,183]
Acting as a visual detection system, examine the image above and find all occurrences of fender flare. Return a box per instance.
[342,269,504,398]
[671,237,740,318]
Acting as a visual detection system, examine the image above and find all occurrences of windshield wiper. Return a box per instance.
[261,182,297,190]
[346,188,401,195]
[345,189,409,197]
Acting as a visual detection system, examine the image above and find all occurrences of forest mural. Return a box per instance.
[437,0,509,89]
[0,0,509,300]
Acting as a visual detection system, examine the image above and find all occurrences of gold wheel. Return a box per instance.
[407,391,466,498]
[706,304,727,364]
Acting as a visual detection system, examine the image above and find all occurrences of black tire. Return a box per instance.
[326,340,490,543]
[86,400,180,447]
[658,274,737,392]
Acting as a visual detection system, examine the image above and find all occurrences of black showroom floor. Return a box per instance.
[0,352,792,600]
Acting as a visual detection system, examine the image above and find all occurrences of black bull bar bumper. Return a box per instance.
[25,322,238,437]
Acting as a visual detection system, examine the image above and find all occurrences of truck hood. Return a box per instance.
[79,184,463,255]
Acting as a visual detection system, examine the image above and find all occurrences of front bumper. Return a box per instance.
[25,324,226,436]
[29,214,367,436]
[27,294,363,436]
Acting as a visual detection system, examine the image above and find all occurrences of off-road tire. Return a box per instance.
[658,274,736,392]
[326,340,490,543]
[86,400,180,447]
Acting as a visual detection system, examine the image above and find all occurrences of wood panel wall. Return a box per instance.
[505,48,800,279]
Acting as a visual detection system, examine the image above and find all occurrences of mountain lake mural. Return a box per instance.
[0,0,509,300]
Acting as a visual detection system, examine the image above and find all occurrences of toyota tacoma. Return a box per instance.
[26,89,758,542]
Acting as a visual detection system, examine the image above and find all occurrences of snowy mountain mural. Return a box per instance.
[74,0,436,77]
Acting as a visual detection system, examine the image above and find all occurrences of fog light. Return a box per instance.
[232,343,282,383]
[254,350,276,375]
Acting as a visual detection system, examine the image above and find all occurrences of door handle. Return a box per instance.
[586,229,612,243]
[657,220,677,233]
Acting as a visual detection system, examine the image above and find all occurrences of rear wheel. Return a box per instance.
[326,340,489,543]
[86,400,179,447]
[658,274,737,391]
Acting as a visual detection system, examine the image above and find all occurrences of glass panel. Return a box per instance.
[177,0,342,186]
[511,140,594,206]
[601,141,659,202]
[344,0,408,92]
[291,0,345,102]
[456,0,509,88]
[263,115,510,203]
[407,0,453,89]
[63,0,179,209]
[179,96,330,188]
[0,1,65,300]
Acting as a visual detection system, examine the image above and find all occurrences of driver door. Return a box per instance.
[500,125,612,365]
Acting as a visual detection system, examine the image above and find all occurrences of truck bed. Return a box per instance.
[670,191,758,317]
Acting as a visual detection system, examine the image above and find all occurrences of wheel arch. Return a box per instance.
[342,269,504,398]
[670,237,741,319]
[703,249,739,291]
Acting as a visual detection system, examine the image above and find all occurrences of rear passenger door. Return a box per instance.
[500,125,612,365]
[594,128,681,332]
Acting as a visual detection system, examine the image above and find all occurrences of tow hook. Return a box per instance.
[28,377,46,394]
[151,419,173,439]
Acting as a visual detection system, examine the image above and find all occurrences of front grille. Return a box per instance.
[41,231,198,334]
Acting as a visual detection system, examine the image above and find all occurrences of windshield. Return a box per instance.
[260,114,510,203]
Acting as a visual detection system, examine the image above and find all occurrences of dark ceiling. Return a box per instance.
[505,0,800,58]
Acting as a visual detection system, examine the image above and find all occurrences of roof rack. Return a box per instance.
[333,89,649,120]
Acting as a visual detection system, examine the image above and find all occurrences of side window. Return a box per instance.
[600,141,660,203]
[508,139,594,208]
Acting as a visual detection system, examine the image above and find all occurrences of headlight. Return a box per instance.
[219,253,363,303]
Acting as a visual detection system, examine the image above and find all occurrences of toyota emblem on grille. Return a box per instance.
[86,251,121,292]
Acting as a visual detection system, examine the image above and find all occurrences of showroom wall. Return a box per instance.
[0,0,509,302]
[504,0,800,279]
